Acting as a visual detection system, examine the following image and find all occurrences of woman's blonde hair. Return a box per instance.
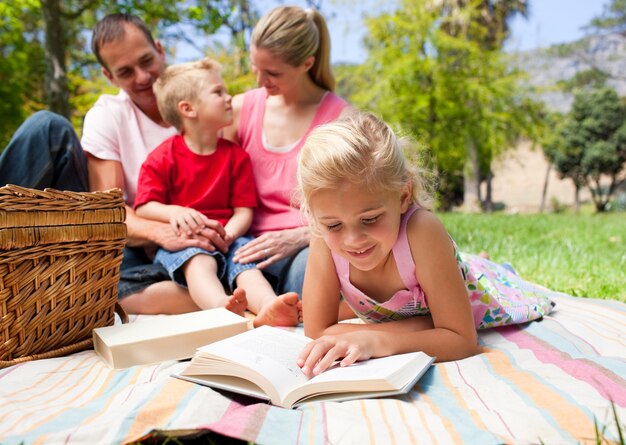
[251,6,335,91]
[153,57,222,131]
[297,111,433,222]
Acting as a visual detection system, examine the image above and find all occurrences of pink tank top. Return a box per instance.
[331,206,431,323]
[238,88,347,236]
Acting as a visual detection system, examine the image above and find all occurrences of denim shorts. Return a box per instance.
[154,235,257,291]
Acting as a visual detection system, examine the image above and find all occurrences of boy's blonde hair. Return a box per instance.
[251,6,335,91]
[153,57,222,131]
[297,111,433,220]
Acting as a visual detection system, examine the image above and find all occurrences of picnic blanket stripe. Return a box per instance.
[554,298,626,337]
[478,330,579,443]
[252,404,309,445]
[358,399,376,443]
[122,378,196,442]
[538,317,602,355]
[395,398,418,445]
[499,313,626,442]
[393,399,421,444]
[291,402,322,445]
[0,356,104,437]
[480,346,586,444]
[501,325,626,406]
[556,293,626,312]
[206,402,277,443]
[37,363,117,444]
[377,399,398,444]
[82,365,158,444]
[442,362,505,436]
[1,360,136,444]
[419,370,499,444]
[451,354,529,442]
[408,391,438,444]
[65,369,136,443]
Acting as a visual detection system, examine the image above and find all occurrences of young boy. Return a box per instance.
[135,58,301,327]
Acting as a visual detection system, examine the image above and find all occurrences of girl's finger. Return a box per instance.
[301,341,331,376]
[340,347,360,368]
[297,342,315,367]
[313,345,345,375]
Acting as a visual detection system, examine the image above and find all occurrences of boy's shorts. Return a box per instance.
[154,235,257,291]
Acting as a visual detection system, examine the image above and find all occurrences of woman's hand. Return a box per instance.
[296,331,378,377]
[233,227,310,269]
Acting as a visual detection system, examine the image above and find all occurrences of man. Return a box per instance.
[0,14,226,314]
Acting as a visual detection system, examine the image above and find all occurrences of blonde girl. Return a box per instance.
[296,112,554,376]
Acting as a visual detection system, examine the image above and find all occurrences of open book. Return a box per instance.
[174,325,434,409]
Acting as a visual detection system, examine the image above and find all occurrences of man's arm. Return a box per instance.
[87,155,228,251]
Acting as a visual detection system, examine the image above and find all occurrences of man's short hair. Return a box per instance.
[92,13,157,69]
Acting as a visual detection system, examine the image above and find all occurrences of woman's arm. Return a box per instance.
[298,212,478,376]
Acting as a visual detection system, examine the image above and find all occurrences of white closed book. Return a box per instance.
[93,308,249,369]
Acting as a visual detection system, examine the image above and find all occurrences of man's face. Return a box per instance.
[99,23,166,113]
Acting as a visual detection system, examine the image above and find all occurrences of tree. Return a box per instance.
[544,86,626,212]
[436,0,529,211]
[348,0,542,211]
[0,0,46,148]
[588,0,626,33]
[1,1,235,125]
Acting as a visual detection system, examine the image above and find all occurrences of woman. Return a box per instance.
[224,6,348,296]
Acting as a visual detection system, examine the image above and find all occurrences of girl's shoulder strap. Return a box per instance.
[392,206,420,288]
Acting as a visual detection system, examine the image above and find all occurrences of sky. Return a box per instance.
[176,0,610,65]
[503,0,608,53]
[327,0,609,64]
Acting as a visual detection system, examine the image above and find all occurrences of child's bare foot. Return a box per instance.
[225,288,248,316]
[478,251,490,260]
[253,292,302,328]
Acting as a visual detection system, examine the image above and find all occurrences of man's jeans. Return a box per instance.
[0,111,89,191]
[0,111,169,299]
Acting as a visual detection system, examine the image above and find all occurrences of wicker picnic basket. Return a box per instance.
[0,185,127,368]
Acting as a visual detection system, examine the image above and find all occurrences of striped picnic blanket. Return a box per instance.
[1,292,624,444]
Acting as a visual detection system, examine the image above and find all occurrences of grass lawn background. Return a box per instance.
[438,211,626,302]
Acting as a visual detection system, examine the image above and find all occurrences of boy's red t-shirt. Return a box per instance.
[135,134,257,226]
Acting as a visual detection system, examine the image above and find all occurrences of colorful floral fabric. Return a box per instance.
[458,251,555,329]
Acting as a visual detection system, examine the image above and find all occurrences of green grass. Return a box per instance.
[437,212,626,302]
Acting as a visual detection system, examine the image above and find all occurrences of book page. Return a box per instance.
[194,326,311,403]
[306,352,424,384]
[284,352,434,408]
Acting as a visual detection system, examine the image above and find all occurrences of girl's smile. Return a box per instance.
[309,181,411,272]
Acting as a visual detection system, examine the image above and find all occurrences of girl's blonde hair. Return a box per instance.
[153,57,222,131]
[297,111,433,220]
[251,6,335,91]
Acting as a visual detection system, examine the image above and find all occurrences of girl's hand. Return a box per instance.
[233,227,309,269]
[296,332,376,377]
[169,207,219,237]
